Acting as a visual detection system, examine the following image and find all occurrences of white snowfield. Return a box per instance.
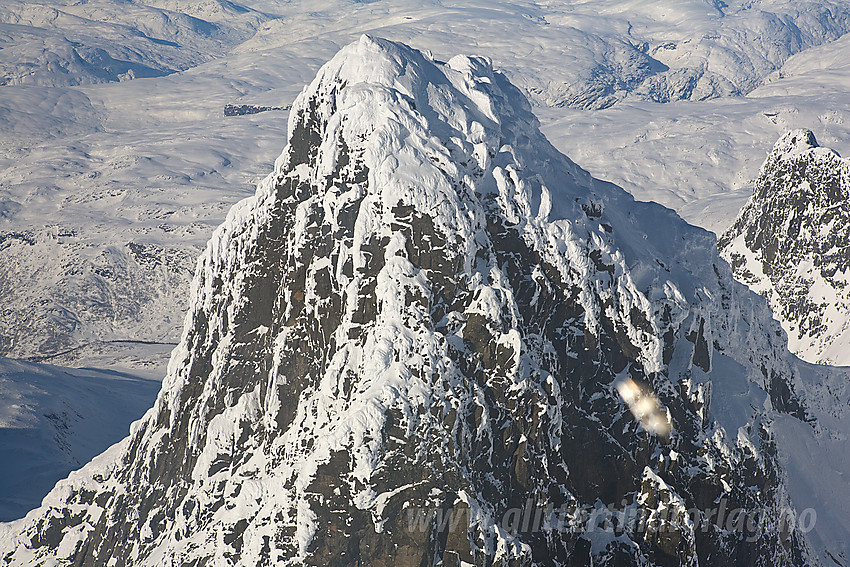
[0,0,848,562]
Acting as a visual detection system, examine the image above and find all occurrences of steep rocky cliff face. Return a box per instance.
[719,129,850,365]
[0,37,827,566]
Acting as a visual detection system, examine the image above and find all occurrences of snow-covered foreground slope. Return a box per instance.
[777,360,850,567]
[0,357,160,522]
[2,36,848,567]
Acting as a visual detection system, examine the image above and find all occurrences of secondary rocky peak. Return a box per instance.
[771,129,820,158]
[720,129,850,365]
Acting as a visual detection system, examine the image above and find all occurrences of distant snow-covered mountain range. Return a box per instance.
[2,0,850,368]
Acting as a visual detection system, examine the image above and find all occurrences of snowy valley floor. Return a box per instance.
[0,358,160,522]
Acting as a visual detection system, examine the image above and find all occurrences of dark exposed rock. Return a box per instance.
[224,104,289,117]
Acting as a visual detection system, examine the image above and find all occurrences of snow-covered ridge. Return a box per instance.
[719,129,850,365]
[0,36,844,566]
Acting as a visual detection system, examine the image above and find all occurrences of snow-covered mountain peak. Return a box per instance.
[765,129,843,171]
[304,34,425,97]
[0,38,837,566]
[720,129,850,365]
[282,33,541,172]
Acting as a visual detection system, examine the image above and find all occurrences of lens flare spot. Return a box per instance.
[616,378,672,438]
